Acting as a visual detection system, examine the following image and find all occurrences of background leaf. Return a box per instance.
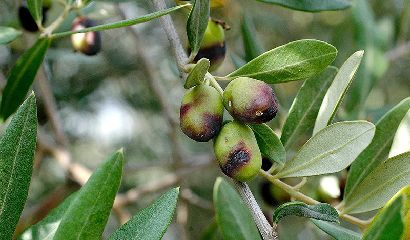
[276,121,375,178]
[249,123,286,166]
[187,0,210,59]
[256,0,351,12]
[311,219,361,240]
[109,187,179,240]
[226,39,337,84]
[53,150,124,240]
[213,177,261,240]
[0,94,37,240]
[281,67,337,150]
[0,27,22,44]
[184,58,209,89]
[313,51,363,134]
[273,201,339,223]
[241,15,263,62]
[342,151,410,214]
[18,192,78,240]
[344,97,410,201]
[27,0,43,25]
[0,38,50,120]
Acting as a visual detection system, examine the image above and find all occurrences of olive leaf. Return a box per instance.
[27,0,43,26]
[0,94,37,240]
[0,27,22,44]
[311,220,361,240]
[342,151,410,214]
[273,201,339,223]
[226,39,337,84]
[276,121,375,178]
[281,67,337,150]
[213,177,261,240]
[313,51,364,134]
[344,97,410,202]
[187,0,210,59]
[256,0,351,12]
[109,188,179,240]
[241,15,264,62]
[249,123,286,166]
[184,58,210,89]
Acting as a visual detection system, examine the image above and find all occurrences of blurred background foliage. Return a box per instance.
[0,0,409,239]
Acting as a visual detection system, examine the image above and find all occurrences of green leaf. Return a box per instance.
[362,187,409,240]
[186,0,210,59]
[53,150,124,240]
[184,58,210,89]
[313,51,364,134]
[109,188,179,240]
[311,219,361,240]
[18,192,78,240]
[256,0,351,12]
[249,123,286,166]
[241,15,264,62]
[0,94,37,240]
[213,177,261,240]
[276,121,375,178]
[52,4,189,38]
[344,97,410,201]
[226,39,337,84]
[0,27,22,44]
[273,201,339,223]
[0,38,51,120]
[342,151,410,214]
[281,67,338,150]
[27,0,43,25]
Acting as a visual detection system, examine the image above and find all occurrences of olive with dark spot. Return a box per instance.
[223,77,278,124]
[180,84,224,142]
[213,121,262,182]
[71,17,101,56]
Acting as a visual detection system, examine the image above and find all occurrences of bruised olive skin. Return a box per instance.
[213,121,262,182]
[71,17,101,56]
[180,84,224,142]
[223,77,278,124]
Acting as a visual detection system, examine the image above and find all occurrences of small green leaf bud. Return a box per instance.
[223,77,278,123]
[71,17,101,56]
[180,84,224,142]
[213,121,262,182]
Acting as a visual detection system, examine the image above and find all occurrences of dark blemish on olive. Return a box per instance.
[193,42,226,66]
[221,142,251,177]
[202,113,223,141]
[179,103,192,118]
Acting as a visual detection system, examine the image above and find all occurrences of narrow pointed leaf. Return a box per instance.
[0,38,51,120]
[187,0,210,58]
[281,67,337,149]
[249,123,286,166]
[0,27,22,44]
[256,0,351,12]
[109,188,179,240]
[311,219,361,240]
[53,150,124,240]
[276,121,375,178]
[313,51,364,134]
[273,201,339,223]
[0,94,37,240]
[343,151,410,214]
[362,186,410,240]
[344,97,410,200]
[18,192,78,240]
[241,15,264,62]
[226,39,337,84]
[27,0,43,25]
[213,177,261,240]
[184,58,210,89]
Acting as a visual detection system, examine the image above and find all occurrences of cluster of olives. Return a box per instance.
[180,77,279,182]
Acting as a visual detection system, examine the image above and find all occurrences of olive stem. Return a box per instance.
[259,169,372,230]
[214,75,231,81]
[41,4,72,37]
[206,72,224,95]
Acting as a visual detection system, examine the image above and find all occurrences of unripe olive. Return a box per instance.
[71,17,101,56]
[18,0,50,32]
[223,77,278,124]
[180,84,224,142]
[191,19,226,72]
[213,121,262,182]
